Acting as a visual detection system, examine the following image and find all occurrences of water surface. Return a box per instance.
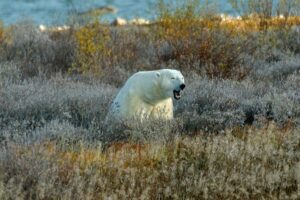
[0,0,233,25]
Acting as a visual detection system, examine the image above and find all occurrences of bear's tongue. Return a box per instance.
[173,90,181,100]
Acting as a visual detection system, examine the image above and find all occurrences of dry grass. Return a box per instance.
[153,0,300,79]
[0,71,299,199]
[0,14,299,80]
[0,124,299,199]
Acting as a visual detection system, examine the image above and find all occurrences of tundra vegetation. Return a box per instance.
[0,0,300,199]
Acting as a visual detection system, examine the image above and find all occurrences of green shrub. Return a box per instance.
[71,21,112,76]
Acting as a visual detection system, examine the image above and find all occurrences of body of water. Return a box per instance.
[0,0,234,25]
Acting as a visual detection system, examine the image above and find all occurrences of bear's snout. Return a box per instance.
[180,84,185,90]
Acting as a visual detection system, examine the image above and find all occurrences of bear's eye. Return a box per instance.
[171,77,175,80]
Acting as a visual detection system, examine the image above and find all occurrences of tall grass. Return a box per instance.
[0,124,299,199]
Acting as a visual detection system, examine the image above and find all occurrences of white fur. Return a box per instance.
[108,69,185,121]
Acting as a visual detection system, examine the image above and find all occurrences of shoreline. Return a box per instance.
[0,14,293,33]
[32,14,300,33]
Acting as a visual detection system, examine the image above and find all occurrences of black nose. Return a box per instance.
[180,84,185,90]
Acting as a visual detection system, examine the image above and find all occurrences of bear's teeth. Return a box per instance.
[173,90,181,99]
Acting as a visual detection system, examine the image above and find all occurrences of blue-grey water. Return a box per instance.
[0,0,234,25]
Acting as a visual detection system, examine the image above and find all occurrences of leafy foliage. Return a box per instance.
[71,21,112,76]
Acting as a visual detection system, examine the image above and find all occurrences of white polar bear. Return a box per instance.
[108,69,185,121]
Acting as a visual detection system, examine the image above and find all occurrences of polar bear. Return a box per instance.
[107,69,185,121]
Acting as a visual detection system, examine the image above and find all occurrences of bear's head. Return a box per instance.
[156,69,185,100]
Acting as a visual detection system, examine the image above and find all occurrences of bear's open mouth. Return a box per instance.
[173,90,181,100]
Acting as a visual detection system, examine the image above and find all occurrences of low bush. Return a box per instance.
[0,124,299,199]
[0,22,75,77]
[70,21,112,76]
[1,71,299,140]
[153,0,300,79]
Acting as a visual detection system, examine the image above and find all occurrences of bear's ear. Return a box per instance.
[156,72,161,78]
